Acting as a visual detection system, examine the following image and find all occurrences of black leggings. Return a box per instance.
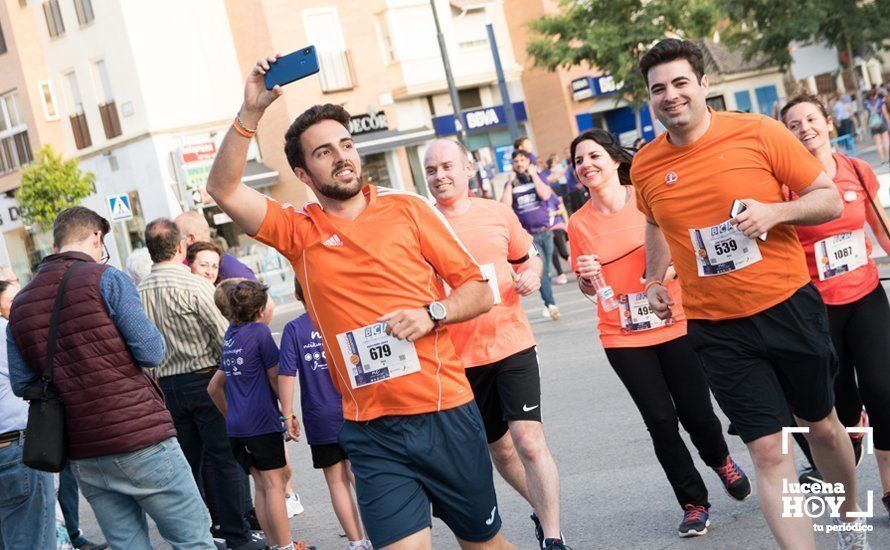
[795,284,890,462]
[552,229,569,276]
[605,336,729,508]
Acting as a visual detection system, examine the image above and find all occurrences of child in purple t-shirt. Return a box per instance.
[278,280,372,550]
[208,280,307,550]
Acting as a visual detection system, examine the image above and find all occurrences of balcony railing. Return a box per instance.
[70,112,91,150]
[318,50,356,93]
[0,129,34,175]
[99,101,122,139]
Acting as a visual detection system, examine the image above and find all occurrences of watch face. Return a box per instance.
[429,301,447,320]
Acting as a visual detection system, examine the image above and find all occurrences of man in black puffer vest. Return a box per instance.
[7,207,214,549]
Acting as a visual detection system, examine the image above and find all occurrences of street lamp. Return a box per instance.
[430,0,469,149]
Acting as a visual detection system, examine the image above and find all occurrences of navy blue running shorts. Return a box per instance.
[338,401,502,548]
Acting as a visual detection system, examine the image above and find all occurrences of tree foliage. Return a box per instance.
[718,0,890,70]
[17,145,95,230]
[526,0,723,105]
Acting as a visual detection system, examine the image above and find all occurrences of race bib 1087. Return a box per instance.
[815,229,867,281]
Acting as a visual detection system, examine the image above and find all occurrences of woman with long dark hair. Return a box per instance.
[567,129,750,538]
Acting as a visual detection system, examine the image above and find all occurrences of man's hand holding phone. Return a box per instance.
[240,55,285,129]
[730,199,771,241]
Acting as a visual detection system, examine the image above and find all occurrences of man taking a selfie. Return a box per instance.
[206,53,517,550]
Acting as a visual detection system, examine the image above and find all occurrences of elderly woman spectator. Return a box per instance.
[125,248,153,285]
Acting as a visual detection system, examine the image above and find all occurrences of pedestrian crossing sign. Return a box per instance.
[106,193,133,222]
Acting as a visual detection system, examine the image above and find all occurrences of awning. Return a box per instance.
[354,127,435,155]
[242,160,278,189]
[449,0,488,10]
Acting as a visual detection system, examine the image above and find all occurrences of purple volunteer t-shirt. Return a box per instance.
[219,253,258,281]
[546,195,566,229]
[221,322,282,437]
[279,314,343,446]
[511,172,550,233]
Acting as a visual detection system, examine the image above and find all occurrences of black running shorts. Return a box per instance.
[310,443,347,470]
[687,284,838,443]
[229,432,287,474]
[464,346,543,444]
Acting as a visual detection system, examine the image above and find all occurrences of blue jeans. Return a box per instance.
[58,462,81,541]
[71,437,214,550]
[202,453,253,527]
[159,371,250,545]
[533,230,556,307]
[0,435,55,550]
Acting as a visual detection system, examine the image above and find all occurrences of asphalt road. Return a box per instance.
[73,277,889,549]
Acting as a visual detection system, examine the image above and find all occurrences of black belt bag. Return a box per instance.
[21,261,84,472]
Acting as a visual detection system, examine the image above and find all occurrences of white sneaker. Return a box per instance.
[348,540,374,550]
[835,517,869,550]
[541,307,552,319]
[285,493,304,517]
[553,274,568,285]
[547,304,560,320]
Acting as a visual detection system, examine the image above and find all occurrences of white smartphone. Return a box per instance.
[730,200,767,241]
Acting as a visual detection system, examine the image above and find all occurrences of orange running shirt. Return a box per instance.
[794,154,880,305]
[442,198,536,367]
[252,185,483,421]
[568,191,687,348]
[631,110,824,320]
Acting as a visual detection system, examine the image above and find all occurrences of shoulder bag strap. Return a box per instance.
[847,157,890,242]
[41,261,87,386]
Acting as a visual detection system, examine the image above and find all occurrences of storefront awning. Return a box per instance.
[242,160,278,189]
[354,127,435,155]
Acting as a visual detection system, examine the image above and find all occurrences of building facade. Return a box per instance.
[1,0,275,278]
[0,0,66,279]
[225,0,527,204]
[2,0,530,279]
[1,0,797,280]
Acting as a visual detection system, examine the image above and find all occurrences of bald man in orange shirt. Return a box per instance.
[425,139,568,550]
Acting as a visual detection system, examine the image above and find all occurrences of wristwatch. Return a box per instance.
[426,301,447,327]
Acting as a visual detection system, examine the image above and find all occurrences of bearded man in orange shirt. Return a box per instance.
[206,55,516,550]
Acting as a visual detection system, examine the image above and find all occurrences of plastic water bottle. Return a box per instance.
[591,271,619,311]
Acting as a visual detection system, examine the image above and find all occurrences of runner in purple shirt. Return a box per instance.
[278,280,371,550]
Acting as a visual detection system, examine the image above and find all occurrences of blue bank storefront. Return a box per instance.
[432,101,531,172]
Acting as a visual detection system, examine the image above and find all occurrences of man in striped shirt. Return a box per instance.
[139,218,262,550]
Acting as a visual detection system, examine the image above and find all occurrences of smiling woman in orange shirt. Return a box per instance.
[567,129,750,538]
